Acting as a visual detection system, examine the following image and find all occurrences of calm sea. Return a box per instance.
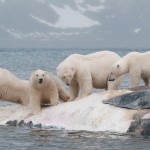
[0,48,149,149]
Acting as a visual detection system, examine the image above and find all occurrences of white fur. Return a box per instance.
[57,51,122,100]
[29,69,70,114]
[109,51,150,88]
[0,68,29,105]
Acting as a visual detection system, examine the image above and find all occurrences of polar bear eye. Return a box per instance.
[117,64,120,68]
[36,74,38,77]
[42,74,44,76]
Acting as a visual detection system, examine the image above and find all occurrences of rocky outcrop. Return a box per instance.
[103,86,150,136]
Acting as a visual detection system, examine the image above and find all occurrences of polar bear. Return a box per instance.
[109,51,150,88]
[29,69,70,114]
[57,51,123,100]
[0,68,29,105]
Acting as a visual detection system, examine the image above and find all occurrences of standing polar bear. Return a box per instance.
[57,51,123,100]
[109,51,150,88]
[29,69,70,114]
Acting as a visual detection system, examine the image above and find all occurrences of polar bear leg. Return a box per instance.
[78,79,92,99]
[69,81,79,100]
[30,95,41,115]
[130,75,140,88]
[50,91,59,106]
[58,86,70,102]
[142,77,149,86]
[108,75,123,90]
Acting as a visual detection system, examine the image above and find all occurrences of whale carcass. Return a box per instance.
[0,88,150,136]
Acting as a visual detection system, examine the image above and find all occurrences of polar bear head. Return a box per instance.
[57,63,75,86]
[109,60,128,81]
[30,69,49,88]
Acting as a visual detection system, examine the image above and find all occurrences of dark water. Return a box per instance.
[0,126,150,150]
[0,48,149,149]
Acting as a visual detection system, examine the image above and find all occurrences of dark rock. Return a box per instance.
[34,123,42,128]
[127,120,142,132]
[127,111,146,133]
[26,121,33,127]
[103,89,150,109]
[6,120,17,126]
[18,120,25,127]
[141,119,150,136]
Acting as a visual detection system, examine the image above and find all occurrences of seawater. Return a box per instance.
[0,48,149,149]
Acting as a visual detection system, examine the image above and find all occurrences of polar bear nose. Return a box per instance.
[109,78,115,81]
[39,78,43,84]
[108,75,115,81]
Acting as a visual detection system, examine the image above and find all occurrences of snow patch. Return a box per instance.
[77,4,106,13]
[0,24,88,40]
[45,4,100,28]
[133,28,142,34]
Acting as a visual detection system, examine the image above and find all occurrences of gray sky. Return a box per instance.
[0,0,150,49]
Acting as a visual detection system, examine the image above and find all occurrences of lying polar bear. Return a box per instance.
[109,51,150,88]
[29,69,70,114]
[57,51,123,100]
[0,68,29,105]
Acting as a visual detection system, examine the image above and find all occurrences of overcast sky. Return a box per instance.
[0,0,150,49]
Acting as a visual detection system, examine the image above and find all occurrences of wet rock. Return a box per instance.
[18,120,25,127]
[141,119,150,136]
[127,111,145,134]
[34,123,42,128]
[6,120,17,126]
[103,89,150,109]
[26,121,33,127]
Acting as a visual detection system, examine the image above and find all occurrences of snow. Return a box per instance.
[0,24,88,40]
[30,4,100,29]
[133,28,142,34]
[77,4,106,13]
[0,90,137,133]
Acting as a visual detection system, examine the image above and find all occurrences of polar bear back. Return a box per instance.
[58,51,121,89]
[84,51,121,88]
[0,68,29,105]
[121,51,150,78]
[124,51,150,65]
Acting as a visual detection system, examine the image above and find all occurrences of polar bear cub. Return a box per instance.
[109,51,150,88]
[29,69,70,114]
[57,51,122,100]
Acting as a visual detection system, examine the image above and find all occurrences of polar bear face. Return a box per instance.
[109,61,128,81]
[57,64,75,86]
[30,69,49,88]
